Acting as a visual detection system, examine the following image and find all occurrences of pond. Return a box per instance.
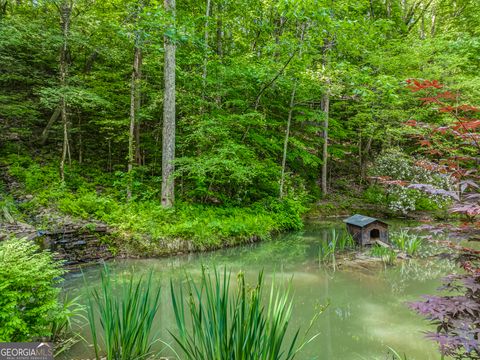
[61,221,456,360]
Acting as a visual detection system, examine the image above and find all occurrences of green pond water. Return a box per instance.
[62,222,456,360]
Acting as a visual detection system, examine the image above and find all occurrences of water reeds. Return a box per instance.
[318,229,355,263]
[390,230,422,256]
[86,268,161,360]
[170,267,319,360]
[370,245,397,266]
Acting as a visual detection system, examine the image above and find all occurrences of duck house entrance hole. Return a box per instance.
[370,228,380,240]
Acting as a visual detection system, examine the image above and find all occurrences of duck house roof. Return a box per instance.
[343,214,387,228]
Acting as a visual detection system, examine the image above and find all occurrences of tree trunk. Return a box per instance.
[39,107,60,145]
[430,7,436,37]
[161,0,176,208]
[216,1,223,57]
[202,0,211,93]
[214,0,223,105]
[321,91,329,196]
[360,136,373,180]
[279,82,297,198]
[78,113,82,164]
[127,42,141,199]
[59,0,72,182]
[420,4,426,39]
[279,24,306,198]
[369,0,375,19]
[135,47,142,165]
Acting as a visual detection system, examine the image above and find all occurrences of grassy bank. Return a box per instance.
[1,154,305,256]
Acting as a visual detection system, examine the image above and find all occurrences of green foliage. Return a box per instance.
[390,230,422,256]
[363,185,386,205]
[0,238,64,341]
[3,153,305,250]
[370,148,453,215]
[86,267,161,360]
[0,194,20,223]
[370,245,397,266]
[51,296,86,357]
[170,267,321,360]
[386,346,410,360]
[318,229,355,263]
[414,196,442,211]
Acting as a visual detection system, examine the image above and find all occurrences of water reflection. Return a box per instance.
[62,222,454,360]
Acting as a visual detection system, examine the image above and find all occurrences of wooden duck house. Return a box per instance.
[343,214,389,246]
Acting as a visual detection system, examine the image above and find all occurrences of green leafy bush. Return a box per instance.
[0,238,64,341]
[58,190,117,219]
[4,153,307,252]
[370,148,453,214]
[363,185,386,204]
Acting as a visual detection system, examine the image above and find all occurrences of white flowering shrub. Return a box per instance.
[370,148,453,215]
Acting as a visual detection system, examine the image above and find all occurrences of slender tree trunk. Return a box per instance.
[202,0,211,93]
[127,43,141,199]
[135,48,142,165]
[430,7,436,37]
[279,82,297,198]
[216,1,223,57]
[40,107,60,145]
[321,91,329,196]
[59,1,72,182]
[279,24,306,198]
[78,114,82,164]
[320,30,331,197]
[161,0,176,208]
[107,138,112,172]
[369,0,375,19]
[420,4,426,39]
[360,136,373,180]
[214,1,223,105]
[401,0,407,22]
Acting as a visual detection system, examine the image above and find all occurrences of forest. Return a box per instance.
[0,0,479,359]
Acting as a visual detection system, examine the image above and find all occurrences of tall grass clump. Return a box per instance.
[318,229,355,263]
[51,295,86,357]
[170,267,320,360]
[370,245,397,266]
[390,230,422,256]
[86,268,161,360]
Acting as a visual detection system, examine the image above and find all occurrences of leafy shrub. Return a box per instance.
[410,272,480,359]
[363,185,386,204]
[8,158,60,193]
[370,148,453,215]
[0,238,64,341]
[58,191,117,219]
[0,195,20,223]
[409,247,480,360]
[5,153,306,251]
[261,196,306,231]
